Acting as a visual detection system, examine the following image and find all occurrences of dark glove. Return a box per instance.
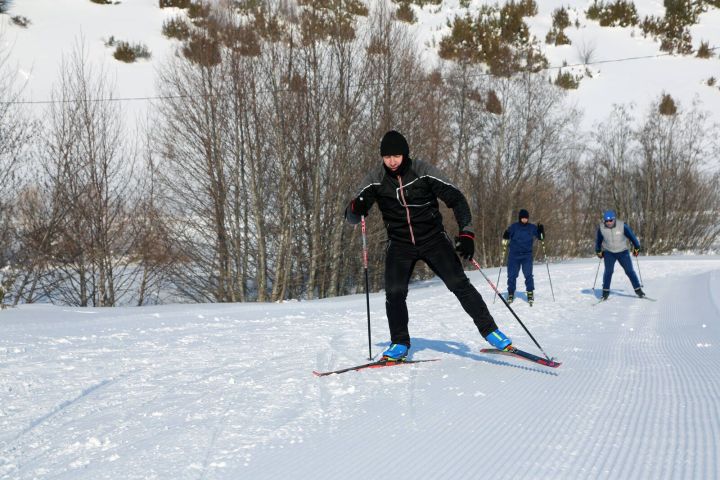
[455,230,475,260]
[537,224,545,241]
[350,196,370,217]
[632,247,640,257]
[596,250,604,259]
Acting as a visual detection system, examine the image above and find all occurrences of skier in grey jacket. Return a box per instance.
[595,210,645,300]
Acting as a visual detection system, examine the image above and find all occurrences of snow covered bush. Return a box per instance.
[162,16,191,41]
[696,40,712,58]
[113,41,151,62]
[658,93,677,115]
[554,69,581,89]
[395,3,416,24]
[546,7,571,45]
[159,0,191,8]
[438,0,546,76]
[11,15,30,27]
[640,0,706,54]
[586,0,639,27]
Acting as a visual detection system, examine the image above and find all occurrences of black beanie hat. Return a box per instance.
[519,209,530,221]
[380,130,409,159]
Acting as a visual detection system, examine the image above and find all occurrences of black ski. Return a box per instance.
[480,346,562,368]
[313,358,439,377]
[593,294,656,305]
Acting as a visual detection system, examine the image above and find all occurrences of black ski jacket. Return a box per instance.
[345,158,473,244]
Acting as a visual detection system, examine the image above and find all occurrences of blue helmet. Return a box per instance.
[603,210,616,222]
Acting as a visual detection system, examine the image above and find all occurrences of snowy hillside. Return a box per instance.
[0,0,178,122]
[414,1,720,132]
[2,0,720,134]
[2,255,719,479]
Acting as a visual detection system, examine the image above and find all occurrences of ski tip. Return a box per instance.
[480,347,562,368]
[540,360,562,368]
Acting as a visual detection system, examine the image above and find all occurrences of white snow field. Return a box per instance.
[1,255,719,479]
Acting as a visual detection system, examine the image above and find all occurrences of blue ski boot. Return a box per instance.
[485,329,512,351]
[382,343,409,361]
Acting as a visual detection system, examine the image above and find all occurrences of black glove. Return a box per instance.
[537,224,545,240]
[455,229,475,260]
[502,230,510,240]
[596,250,604,259]
[350,196,370,217]
[632,247,640,257]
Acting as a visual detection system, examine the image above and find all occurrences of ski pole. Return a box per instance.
[470,258,553,361]
[634,250,644,287]
[592,256,602,295]
[493,245,507,304]
[361,216,373,360]
[540,241,555,301]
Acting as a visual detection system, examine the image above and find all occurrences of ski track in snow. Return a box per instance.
[0,257,719,479]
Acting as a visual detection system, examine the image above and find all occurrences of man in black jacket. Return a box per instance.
[345,130,511,360]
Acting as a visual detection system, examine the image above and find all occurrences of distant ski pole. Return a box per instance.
[470,258,553,362]
[634,252,644,287]
[592,257,602,295]
[493,246,507,304]
[540,241,555,301]
[361,216,372,360]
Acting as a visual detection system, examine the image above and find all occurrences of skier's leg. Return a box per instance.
[521,254,535,293]
[384,240,418,347]
[602,252,616,290]
[506,254,520,296]
[617,250,641,289]
[422,234,499,337]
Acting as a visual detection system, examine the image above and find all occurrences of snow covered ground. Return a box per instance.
[2,255,719,479]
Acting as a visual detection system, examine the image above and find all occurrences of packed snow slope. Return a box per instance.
[1,255,719,479]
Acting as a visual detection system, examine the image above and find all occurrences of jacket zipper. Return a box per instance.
[397,175,416,245]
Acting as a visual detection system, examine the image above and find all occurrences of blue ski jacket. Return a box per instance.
[505,222,541,256]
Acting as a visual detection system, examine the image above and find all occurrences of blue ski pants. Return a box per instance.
[506,252,534,295]
[602,249,640,290]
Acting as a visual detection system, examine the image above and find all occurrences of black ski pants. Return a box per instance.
[384,231,499,346]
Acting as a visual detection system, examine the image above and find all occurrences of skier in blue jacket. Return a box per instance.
[502,209,543,305]
[595,210,645,300]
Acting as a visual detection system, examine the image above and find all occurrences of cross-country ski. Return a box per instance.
[313,358,440,377]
